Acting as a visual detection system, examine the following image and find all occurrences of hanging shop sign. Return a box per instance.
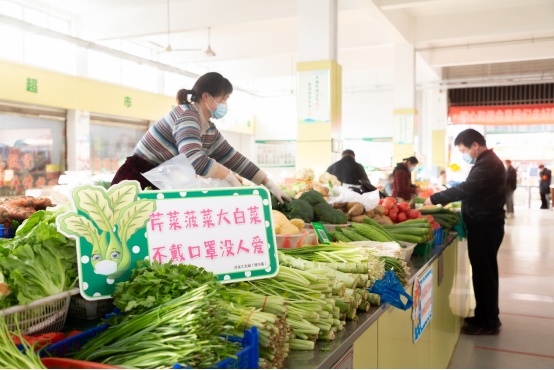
[413,267,433,343]
[57,181,279,300]
[449,104,554,125]
[297,69,331,124]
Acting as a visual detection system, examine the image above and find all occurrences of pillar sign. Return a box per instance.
[393,109,416,144]
[297,69,331,124]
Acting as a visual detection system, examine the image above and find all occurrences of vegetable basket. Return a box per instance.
[413,237,435,257]
[68,295,114,321]
[41,324,260,369]
[0,288,79,335]
[276,229,316,249]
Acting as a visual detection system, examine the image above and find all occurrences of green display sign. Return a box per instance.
[311,222,330,244]
[57,181,279,300]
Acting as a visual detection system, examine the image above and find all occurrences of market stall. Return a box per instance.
[0,175,469,369]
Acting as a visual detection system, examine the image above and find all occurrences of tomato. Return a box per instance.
[397,212,407,223]
[379,198,384,205]
[408,210,421,219]
[389,210,398,222]
[384,197,397,205]
[432,222,441,229]
[67,330,82,337]
[391,204,399,213]
[421,214,434,223]
[382,199,394,209]
[398,202,410,213]
[383,207,389,216]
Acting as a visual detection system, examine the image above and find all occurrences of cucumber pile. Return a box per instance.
[419,207,460,230]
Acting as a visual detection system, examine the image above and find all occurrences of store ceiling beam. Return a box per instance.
[418,39,554,68]
[379,0,461,11]
[413,4,554,48]
[356,0,415,44]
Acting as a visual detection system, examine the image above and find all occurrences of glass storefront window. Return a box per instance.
[90,123,147,175]
[0,115,64,196]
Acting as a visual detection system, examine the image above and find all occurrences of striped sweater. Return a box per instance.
[133,104,266,185]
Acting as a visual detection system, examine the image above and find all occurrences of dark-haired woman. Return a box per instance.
[392,156,419,201]
[111,72,291,203]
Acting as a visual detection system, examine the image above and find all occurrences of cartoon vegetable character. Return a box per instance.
[58,181,156,279]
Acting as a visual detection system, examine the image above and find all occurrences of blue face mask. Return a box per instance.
[409,166,416,172]
[207,95,228,119]
[463,152,475,164]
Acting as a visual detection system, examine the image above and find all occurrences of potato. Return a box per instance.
[365,210,375,218]
[278,223,300,235]
[373,204,385,216]
[351,215,369,223]
[347,203,365,217]
[332,202,348,210]
[374,215,393,225]
[312,183,329,196]
[290,218,305,230]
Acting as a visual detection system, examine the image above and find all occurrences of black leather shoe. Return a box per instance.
[464,316,502,328]
[461,322,500,335]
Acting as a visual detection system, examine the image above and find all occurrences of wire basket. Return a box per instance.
[68,295,114,321]
[0,288,79,335]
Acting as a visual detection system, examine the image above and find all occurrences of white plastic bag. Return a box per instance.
[329,186,380,211]
[142,154,232,190]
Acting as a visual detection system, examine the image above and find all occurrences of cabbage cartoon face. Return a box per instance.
[90,229,131,278]
[57,182,156,281]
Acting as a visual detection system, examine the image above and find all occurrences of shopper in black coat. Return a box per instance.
[424,129,505,335]
[504,160,517,216]
[538,164,552,209]
[326,149,369,186]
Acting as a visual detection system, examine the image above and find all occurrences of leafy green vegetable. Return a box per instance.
[0,207,78,307]
[111,261,221,315]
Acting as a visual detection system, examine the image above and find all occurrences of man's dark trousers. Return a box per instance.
[466,223,504,329]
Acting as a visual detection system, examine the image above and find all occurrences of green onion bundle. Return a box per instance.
[74,284,239,368]
[381,256,411,285]
[0,317,45,369]
[223,302,291,369]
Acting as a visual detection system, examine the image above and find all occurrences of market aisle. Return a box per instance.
[449,207,554,368]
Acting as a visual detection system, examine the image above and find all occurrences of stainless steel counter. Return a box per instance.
[284,233,459,369]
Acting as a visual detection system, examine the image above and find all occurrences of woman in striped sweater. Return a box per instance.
[111,72,291,203]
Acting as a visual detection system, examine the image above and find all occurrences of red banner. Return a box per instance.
[449,104,554,125]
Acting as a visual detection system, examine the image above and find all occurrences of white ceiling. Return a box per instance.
[10,0,554,94]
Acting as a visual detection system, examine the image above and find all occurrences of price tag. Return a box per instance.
[311,222,331,244]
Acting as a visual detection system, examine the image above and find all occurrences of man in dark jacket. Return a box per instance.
[505,160,517,216]
[326,149,369,186]
[424,129,505,335]
[538,164,552,209]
